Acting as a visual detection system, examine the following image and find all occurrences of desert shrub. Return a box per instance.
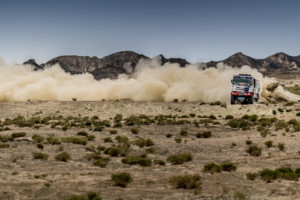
[193,121,200,127]
[189,113,196,117]
[145,147,155,154]
[109,130,118,135]
[275,120,288,130]
[85,152,101,161]
[264,140,273,148]
[246,145,262,156]
[114,114,123,123]
[166,133,172,138]
[245,140,252,145]
[257,126,271,137]
[85,145,95,152]
[32,134,44,143]
[239,120,250,130]
[246,172,257,180]
[55,151,71,162]
[241,115,249,120]
[173,98,179,103]
[272,110,277,115]
[66,191,101,200]
[133,138,146,148]
[297,112,300,117]
[228,120,240,128]
[93,157,110,168]
[46,136,61,145]
[278,143,285,151]
[41,116,52,124]
[225,115,234,120]
[62,125,69,131]
[209,115,216,120]
[11,171,19,175]
[285,101,294,106]
[32,152,49,160]
[195,131,212,138]
[130,128,139,134]
[145,138,154,146]
[203,162,236,173]
[278,108,284,113]
[111,172,132,187]
[0,143,10,148]
[122,154,152,166]
[62,137,88,145]
[154,159,166,166]
[288,119,299,126]
[233,191,246,200]
[96,146,105,152]
[93,127,103,132]
[169,174,201,191]
[115,136,130,146]
[259,167,299,182]
[134,138,154,148]
[167,153,192,165]
[104,147,121,157]
[174,137,182,143]
[275,167,298,180]
[249,114,258,122]
[0,135,14,142]
[86,135,95,141]
[180,128,188,136]
[37,143,44,149]
[220,163,237,172]
[231,142,237,148]
[116,144,130,156]
[11,132,26,138]
[77,131,88,136]
[84,121,93,127]
[260,169,277,183]
[258,118,274,127]
[125,115,154,126]
[179,115,189,119]
[103,137,113,143]
[44,183,51,187]
[57,145,64,151]
[114,123,123,128]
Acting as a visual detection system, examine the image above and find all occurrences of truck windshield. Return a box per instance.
[233,78,251,85]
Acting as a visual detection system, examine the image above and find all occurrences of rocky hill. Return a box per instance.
[207,52,300,75]
[24,51,300,79]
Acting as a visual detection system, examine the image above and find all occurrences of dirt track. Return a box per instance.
[0,100,300,200]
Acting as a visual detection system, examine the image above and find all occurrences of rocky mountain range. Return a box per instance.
[23,51,300,80]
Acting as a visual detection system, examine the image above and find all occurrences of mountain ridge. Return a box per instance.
[23,51,300,79]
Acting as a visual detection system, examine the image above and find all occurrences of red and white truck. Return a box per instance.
[231,74,260,104]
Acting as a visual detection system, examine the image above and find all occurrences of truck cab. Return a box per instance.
[231,74,260,104]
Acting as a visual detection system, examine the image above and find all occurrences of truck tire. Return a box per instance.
[256,94,260,102]
[231,95,235,104]
[248,96,253,104]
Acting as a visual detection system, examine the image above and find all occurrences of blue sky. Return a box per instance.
[0,0,300,63]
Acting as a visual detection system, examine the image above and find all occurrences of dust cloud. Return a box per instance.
[0,57,298,102]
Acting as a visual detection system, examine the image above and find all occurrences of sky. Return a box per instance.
[0,0,300,64]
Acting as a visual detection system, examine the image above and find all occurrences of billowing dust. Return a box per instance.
[0,58,298,102]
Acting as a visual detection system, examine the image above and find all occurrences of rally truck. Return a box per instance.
[231,74,260,104]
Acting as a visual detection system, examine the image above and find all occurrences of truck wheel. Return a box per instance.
[248,96,253,104]
[231,95,235,104]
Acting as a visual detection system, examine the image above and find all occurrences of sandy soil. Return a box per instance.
[0,100,300,200]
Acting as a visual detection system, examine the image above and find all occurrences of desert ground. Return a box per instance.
[0,94,300,200]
